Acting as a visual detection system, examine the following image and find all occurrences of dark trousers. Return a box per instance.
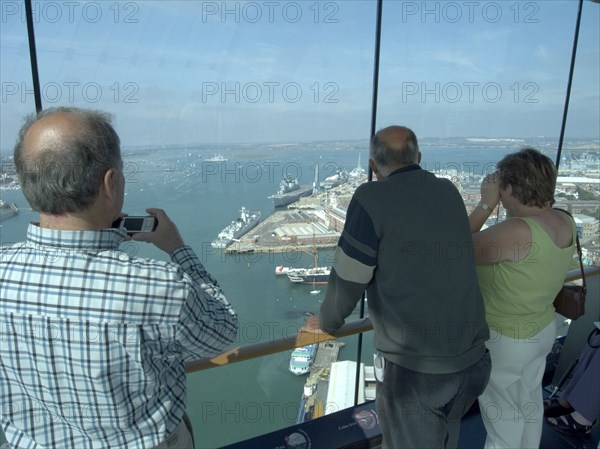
[376,351,491,449]
[563,334,600,422]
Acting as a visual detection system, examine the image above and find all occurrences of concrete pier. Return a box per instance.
[298,341,345,423]
[226,176,367,254]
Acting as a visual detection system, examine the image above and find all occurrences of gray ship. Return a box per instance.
[269,176,313,207]
[211,207,262,249]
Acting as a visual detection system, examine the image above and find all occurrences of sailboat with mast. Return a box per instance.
[286,264,330,285]
[284,217,331,286]
[286,245,331,285]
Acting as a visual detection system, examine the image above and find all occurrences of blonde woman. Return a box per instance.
[469,148,577,449]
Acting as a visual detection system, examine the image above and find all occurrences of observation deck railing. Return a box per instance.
[182,265,599,448]
[186,265,600,374]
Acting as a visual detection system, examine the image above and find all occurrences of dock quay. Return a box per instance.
[297,341,346,423]
[296,340,377,424]
[225,176,367,255]
[225,209,340,254]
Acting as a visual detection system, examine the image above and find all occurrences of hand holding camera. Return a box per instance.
[114,216,159,235]
[116,209,185,254]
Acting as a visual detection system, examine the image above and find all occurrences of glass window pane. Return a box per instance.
[376,1,597,231]
[1,6,36,448]
[2,1,598,448]
[0,2,36,148]
[556,1,600,261]
[378,2,577,143]
[1,1,36,234]
[1,2,376,447]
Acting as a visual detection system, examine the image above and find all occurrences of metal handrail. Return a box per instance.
[185,265,599,374]
[564,264,599,283]
[185,317,373,373]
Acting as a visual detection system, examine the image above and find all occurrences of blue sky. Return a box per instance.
[1,0,599,152]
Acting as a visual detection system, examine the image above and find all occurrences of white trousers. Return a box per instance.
[478,320,556,449]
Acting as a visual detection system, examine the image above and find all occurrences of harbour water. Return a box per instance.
[0,139,590,447]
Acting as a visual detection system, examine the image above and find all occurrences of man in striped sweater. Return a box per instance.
[303,126,491,449]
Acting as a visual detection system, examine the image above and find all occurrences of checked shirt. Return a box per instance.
[0,224,238,448]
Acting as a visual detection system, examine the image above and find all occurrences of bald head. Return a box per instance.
[21,110,88,158]
[14,107,121,215]
[370,126,420,177]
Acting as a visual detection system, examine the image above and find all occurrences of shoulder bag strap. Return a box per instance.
[554,207,586,289]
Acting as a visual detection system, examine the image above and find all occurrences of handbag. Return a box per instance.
[553,209,587,320]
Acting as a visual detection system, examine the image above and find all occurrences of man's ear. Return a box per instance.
[368,158,378,174]
[369,159,385,181]
[102,168,118,202]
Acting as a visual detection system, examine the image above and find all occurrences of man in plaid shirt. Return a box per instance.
[0,107,238,448]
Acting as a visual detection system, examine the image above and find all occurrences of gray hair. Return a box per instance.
[14,107,121,215]
[370,127,420,169]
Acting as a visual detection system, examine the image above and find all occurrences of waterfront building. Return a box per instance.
[574,214,600,239]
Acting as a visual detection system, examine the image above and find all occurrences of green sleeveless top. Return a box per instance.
[476,217,576,339]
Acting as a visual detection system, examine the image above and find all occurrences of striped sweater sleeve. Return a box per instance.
[320,195,378,332]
